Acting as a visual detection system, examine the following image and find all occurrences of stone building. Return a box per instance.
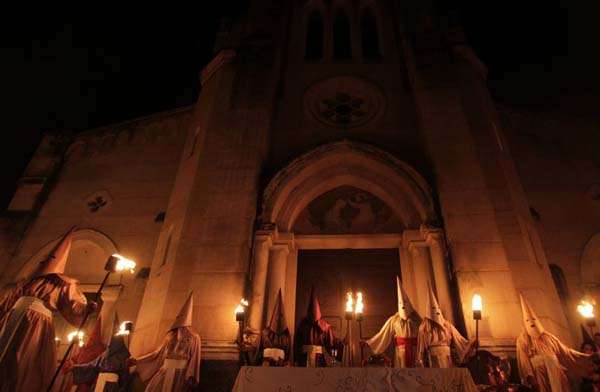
[1,0,598,389]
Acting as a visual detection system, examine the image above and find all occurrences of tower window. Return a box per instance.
[305,10,324,59]
[333,10,352,59]
[361,8,380,58]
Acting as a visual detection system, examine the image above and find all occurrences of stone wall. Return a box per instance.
[501,107,600,343]
[0,107,190,328]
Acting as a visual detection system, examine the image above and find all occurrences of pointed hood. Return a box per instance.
[306,286,322,322]
[581,324,594,345]
[31,226,76,278]
[519,294,545,338]
[73,315,106,364]
[171,292,193,330]
[107,312,130,359]
[426,283,445,325]
[396,276,416,319]
[267,289,288,334]
[86,315,105,348]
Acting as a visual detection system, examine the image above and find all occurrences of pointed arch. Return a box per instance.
[261,141,436,232]
[305,9,324,59]
[333,9,352,59]
[361,6,380,58]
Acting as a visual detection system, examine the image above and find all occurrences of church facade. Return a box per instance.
[1,0,599,388]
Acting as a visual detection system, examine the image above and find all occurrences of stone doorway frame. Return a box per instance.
[247,141,455,342]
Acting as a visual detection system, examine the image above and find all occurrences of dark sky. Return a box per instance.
[1,1,598,209]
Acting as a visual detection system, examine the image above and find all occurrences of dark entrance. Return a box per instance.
[295,248,401,339]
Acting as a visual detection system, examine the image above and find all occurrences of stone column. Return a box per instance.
[424,229,455,323]
[265,244,289,323]
[248,235,272,333]
[408,242,433,316]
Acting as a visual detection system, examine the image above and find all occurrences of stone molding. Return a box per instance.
[63,107,192,163]
[201,49,236,86]
[261,140,436,231]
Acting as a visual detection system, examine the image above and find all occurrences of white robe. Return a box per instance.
[417,318,474,368]
[516,331,592,392]
[367,312,420,368]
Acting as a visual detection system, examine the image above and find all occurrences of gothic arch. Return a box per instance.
[261,141,436,232]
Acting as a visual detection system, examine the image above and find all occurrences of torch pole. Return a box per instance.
[237,320,244,366]
[357,318,364,366]
[46,271,111,392]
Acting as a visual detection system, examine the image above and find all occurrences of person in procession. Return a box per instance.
[0,227,97,392]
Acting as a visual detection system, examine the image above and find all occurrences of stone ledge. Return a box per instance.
[202,339,239,361]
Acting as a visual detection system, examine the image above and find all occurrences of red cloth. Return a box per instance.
[395,337,417,367]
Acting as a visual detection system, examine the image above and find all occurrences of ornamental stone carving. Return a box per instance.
[303,76,386,128]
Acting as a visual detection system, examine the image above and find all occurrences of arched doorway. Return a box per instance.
[248,141,454,350]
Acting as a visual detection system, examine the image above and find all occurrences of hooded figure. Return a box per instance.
[0,227,90,392]
[260,289,291,366]
[294,287,335,367]
[135,292,201,392]
[365,277,421,367]
[416,284,474,368]
[516,295,594,391]
[63,315,107,392]
[71,313,132,392]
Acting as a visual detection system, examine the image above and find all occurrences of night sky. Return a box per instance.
[1,1,598,209]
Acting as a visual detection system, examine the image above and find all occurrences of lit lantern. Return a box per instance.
[67,330,85,348]
[472,294,483,320]
[345,292,354,320]
[578,300,596,327]
[355,292,364,321]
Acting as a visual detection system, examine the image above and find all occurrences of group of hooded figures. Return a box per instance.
[0,228,598,392]
[275,277,475,370]
[264,276,600,391]
[0,229,201,392]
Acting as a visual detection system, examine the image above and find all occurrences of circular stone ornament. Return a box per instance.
[303,76,386,128]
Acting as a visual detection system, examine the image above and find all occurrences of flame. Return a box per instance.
[235,298,248,315]
[355,292,364,314]
[472,294,483,312]
[345,292,354,312]
[67,330,85,347]
[116,321,132,336]
[578,300,595,319]
[112,254,136,273]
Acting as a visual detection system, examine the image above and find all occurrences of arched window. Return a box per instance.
[333,9,352,59]
[361,7,380,58]
[161,232,172,267]
[305,10,324,59]
[549,264,570,306]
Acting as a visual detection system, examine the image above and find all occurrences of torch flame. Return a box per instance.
[235,298,248,315]
[472,294,483,312]
[578,300,595,319]
[116,321,132,336]
[112,254,136,273]
[355,292,364,314]
[67,330,85,347]
[345,292,354,312]
[234,304,244,315]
